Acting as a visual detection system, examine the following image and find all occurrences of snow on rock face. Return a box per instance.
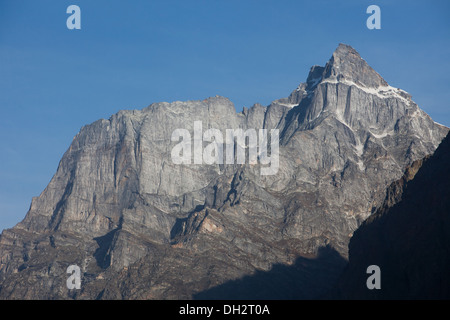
[320,78,411,104]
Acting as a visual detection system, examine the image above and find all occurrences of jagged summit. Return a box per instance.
[284,44,422,136]
[290,44,390,99]
[289,44,395,105]
[323,43,388,88]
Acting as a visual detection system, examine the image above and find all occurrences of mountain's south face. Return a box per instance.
[0,44,447,299]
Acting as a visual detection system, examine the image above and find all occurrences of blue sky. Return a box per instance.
[1,0,449,231]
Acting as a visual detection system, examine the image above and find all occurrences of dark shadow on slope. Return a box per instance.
[170,204,205,243]
[279,97,309,143]
[93,228,119,269]
[193,245,347,300]
[47,169,76,231]
[330,132,450,299]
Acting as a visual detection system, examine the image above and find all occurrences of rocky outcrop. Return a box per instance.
[0,44,447,299]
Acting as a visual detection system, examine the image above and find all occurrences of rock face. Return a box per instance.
[0,44,447,299]
[332,131,450,299]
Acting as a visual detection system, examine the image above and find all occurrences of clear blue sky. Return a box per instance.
[1,0,449,232]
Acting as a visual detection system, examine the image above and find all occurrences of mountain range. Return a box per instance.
[0,43,448,299]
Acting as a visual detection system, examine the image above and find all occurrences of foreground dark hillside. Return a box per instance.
[332,132,450,299]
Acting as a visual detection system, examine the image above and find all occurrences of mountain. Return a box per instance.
[331,131,450,299]
[0,44,447,299]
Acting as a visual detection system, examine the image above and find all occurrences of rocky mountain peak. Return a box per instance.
[322,43,388,88]
[286,43,421,136]
[290,44,388,97]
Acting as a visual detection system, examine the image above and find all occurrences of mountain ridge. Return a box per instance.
[0,44,447,299]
